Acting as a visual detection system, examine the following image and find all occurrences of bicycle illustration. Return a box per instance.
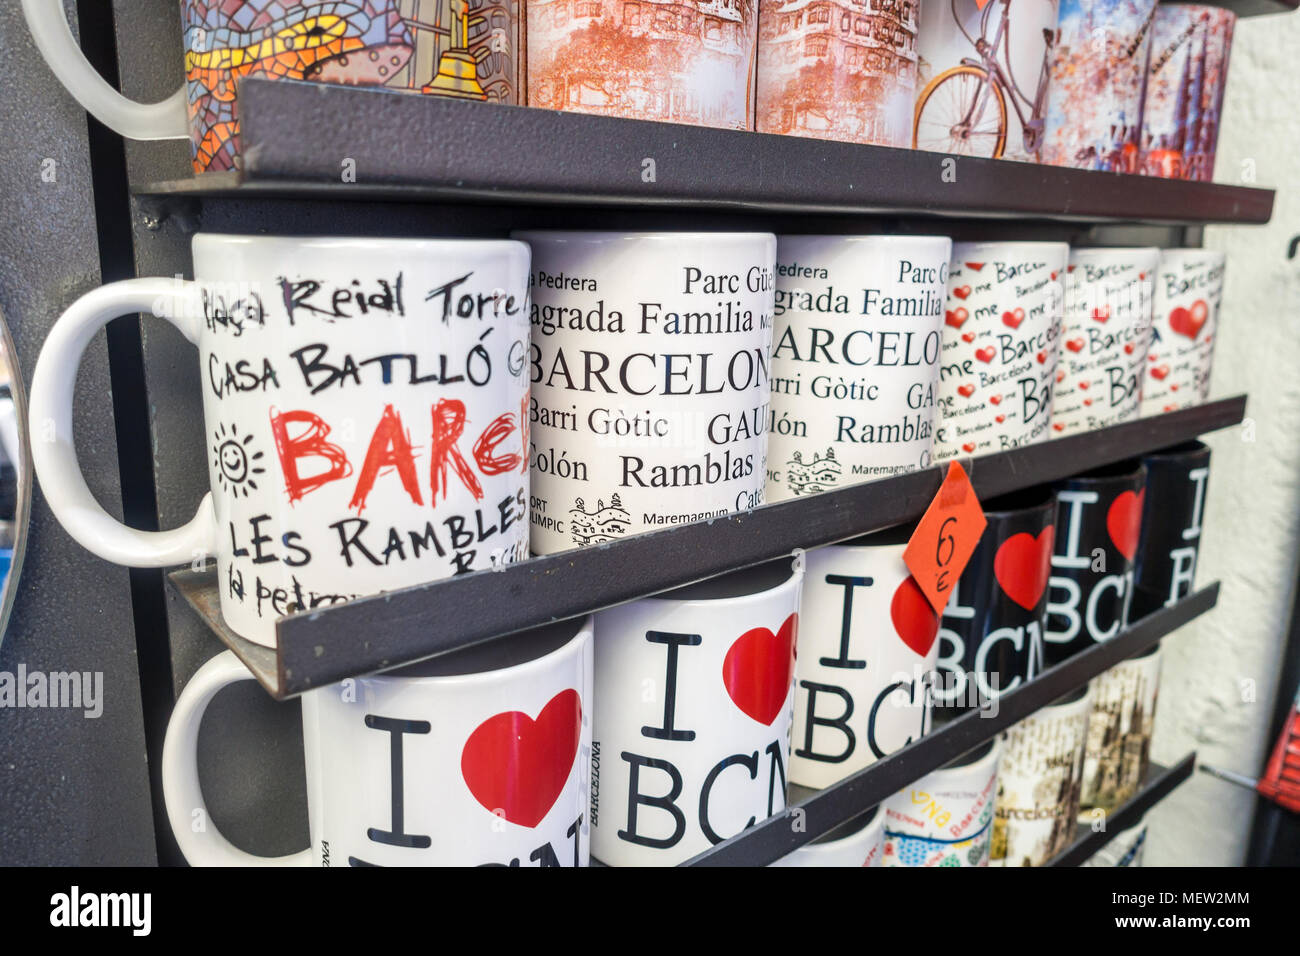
[913,0,1056,159]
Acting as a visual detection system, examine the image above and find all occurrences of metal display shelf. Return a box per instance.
[133,78,1275,226]
[167,395,1245,699]
[1047,755,1197,867]
[684,590,1216,865]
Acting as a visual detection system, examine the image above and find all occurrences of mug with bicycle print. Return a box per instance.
[757,0,919,147]
[28,234,532,649]
[22,0,525,173]
[1041,0,1159,172]
[913,0,1060,162]
[1141,5,1236,182]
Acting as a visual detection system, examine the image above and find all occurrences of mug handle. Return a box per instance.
[162,650,313,867]
[29,277,219,566]
[22,0,189,141]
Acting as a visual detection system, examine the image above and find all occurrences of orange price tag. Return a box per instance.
[903,461,987,614]
[973,0,993,8]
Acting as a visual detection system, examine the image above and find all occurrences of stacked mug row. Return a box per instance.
[157,441,1206,866]
[30,233,1222,652]
[26,0,1232,178]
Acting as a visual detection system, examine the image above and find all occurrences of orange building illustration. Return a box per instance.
[756,0,918,146]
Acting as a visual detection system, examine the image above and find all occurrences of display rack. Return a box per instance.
[1047,755,1198,867]
[682,589,1215,865]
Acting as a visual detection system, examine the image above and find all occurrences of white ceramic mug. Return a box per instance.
[1081,820,1147,866]
[590,559,802,866]
[990,686,1092,867]
[29,235,532,648]
[934,242,1068,460]
[1140,249,1226,416]
[1052,248,1158,438]
[771,792,885,867]
[517,231,775,554]
[162,618,593,866]
[790,529,937,789]
[766,235,951,502]
[1080,644,1162,816]
[883,739,1001,866]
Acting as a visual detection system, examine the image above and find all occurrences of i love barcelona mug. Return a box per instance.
[162,617,593,866]
[1140,249,1226,416]
[935,242,1068,460]
[590,559,802,866]
[29,235,531,648]
[23,0,523,173]
[1052,248,1158,438]
[790,528,937,790]
[1131,442,1210,619]
[883,739,1000,867]
[771,788,885,867]
[765,235,950,502]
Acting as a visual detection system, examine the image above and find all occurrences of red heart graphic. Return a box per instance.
[1163,404,1178,412]
[1148,353,1158,362]
[890,577,938,657]
[989,394,1002,405]
[1050,271,1058,280]
[1084,398,1093,406]
[1066,338,1085,352]
[993,528,1055,611]
[962,331,976,343]
[1053,423,1065,431]
[1078,381,1089,390]
[723,614,798,726]
[461,689,582,828]
[945,308,969,328]
[953,285,972,300]
[1037,351,1048,364]
[1056,370,1065,383]
[1168,300,1207,339]
[1124,343,1135,354]
[1170,383,1179,391]
[1002,308,1025,329]
[966,262,985,271]
[957,384,975,398]
[1092,306,1110,323]
[1139,272,1146,280]
[995,414,1006,423]
[1151,364,1170,380]
[1068,265,1077,273]
[975,346,996,363]
[1106,489,1144,561]
[962,442,977,453]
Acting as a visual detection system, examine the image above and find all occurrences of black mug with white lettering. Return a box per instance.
[1130,442,1211,619]
[1044,460,1148,664]
[936,489,1057,715]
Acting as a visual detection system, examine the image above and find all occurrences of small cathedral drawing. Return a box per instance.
[785,447,842,495]
[569,494,632,547]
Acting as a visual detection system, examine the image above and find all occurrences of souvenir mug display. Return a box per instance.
[22,0,524,173]
[1140,249,1225,416]
[1079,643,1161,816]
[527,0,759,131]
[162,618,593,866]
[590,560,802,866]
[771,787,885,867]
[934,241,1068,461]
[1041,0,1159,172]
[1141,5,1236,181]
[883,739,1000,867]
[936,490,1056,715]
[757,0,918,146]
[1082,820,1148,866]
[29,235,532,648]
[1131,442,1210,619]
[518,231,775,553]
[913,0,1061,161]
[990,685,1092,867]
[1052,248,1158,438]
[1044,460,1147,664]
[765,234,951,501]
[790,528,936,790]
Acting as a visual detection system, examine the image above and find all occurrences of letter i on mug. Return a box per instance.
[790,527,938,790]
[590,559,802,866]
[29,235,532,648]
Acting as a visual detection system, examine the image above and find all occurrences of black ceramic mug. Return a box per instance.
[1044,460,1148,665]
[1130,442,1211,620]
[936,488,1057,715]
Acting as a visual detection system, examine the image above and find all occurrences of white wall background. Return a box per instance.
[1144,12,1300,866]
